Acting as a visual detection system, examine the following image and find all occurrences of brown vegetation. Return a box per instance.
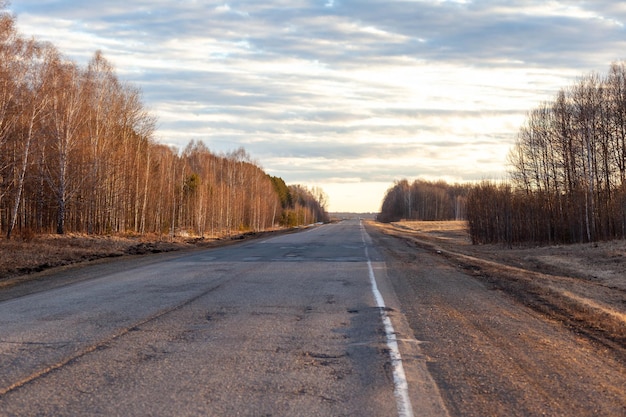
[0,234,181,285]
[0,226,300,287]
[0,7,328,240]
[378,179,469,223]
[469,62,626,245]
[369,220,626,356]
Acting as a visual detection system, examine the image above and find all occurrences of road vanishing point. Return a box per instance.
[0,219,624,416]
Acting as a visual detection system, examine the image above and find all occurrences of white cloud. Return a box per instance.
[7,0,626,211]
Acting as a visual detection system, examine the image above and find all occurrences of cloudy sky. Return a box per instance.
[7,1,626,212]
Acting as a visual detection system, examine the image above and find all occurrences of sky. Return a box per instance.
[6,1,626,212]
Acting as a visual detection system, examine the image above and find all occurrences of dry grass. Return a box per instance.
[0,229,292,285]
[390,220,470,244]
[0,234,197,282]
[386,220,626,290]
[369,220,626,353]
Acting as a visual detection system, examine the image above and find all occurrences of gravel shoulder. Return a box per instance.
[365,220,626,417]
[369,220,626,357]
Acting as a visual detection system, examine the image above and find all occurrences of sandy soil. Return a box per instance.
[368,220,626,355]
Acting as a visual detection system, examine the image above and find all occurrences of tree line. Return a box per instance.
[0,8,327,239]
[377,179,469,223]
[468,62,626,245]
[380,63,626,246]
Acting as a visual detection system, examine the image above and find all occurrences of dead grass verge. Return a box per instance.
[0,229,294,289]
[367,220,626,355]
[0,234,187,284]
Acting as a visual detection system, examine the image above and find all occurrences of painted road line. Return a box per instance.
[361,221,415,417]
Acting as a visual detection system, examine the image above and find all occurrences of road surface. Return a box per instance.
[0,220,446,416]
[0,219,624,416]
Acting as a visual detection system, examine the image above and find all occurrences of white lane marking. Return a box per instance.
[361,221,415,417]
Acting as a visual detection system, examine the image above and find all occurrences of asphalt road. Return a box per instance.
[2,219,623,417]
[0,220,448,416]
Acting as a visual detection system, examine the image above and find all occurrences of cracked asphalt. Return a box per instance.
[0,220,446,416]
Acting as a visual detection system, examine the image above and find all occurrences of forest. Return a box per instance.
[467,62,626,245]
[377,179,469,223]
[0,9,328,239]
[380,63,626,246]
